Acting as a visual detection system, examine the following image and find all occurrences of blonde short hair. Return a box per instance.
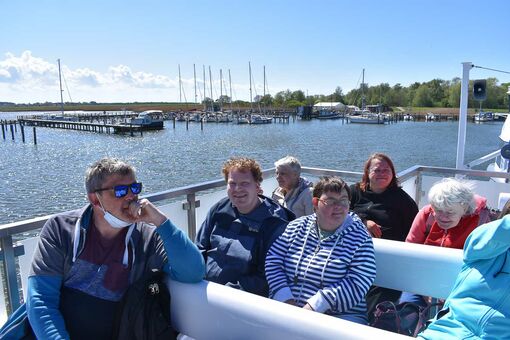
[222,157,263,184]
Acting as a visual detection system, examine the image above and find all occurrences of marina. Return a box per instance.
[2,108,505,143]
[0,113,503,225]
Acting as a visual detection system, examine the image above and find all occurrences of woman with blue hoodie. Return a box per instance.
[419,215,510,339]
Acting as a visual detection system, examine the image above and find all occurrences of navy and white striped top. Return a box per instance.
[265,212,376,319]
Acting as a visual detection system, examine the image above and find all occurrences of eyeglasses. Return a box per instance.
[369,168,392,175]
[95,182,143,198]
[318,198,350,208]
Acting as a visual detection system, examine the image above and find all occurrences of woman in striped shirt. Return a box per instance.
[265,176,376,324]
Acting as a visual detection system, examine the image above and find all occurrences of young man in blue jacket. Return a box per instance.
[26,157,205,339]
[196,157,295,297]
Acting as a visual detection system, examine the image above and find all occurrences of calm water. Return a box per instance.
[0,112,504,225]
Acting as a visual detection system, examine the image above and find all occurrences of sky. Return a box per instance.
[1,0,509,104]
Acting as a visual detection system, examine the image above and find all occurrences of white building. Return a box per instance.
[313,102,346,111]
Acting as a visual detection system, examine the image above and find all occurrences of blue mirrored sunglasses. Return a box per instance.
[95,182,143,198]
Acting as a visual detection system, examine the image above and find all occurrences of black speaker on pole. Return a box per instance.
[473,79,487,101]
[501,143,510,160]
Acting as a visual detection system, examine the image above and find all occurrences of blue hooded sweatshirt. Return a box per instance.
[419,216,510,339]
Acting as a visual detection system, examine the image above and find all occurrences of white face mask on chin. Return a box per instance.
[97,198,133,229]
[103,210,133,229]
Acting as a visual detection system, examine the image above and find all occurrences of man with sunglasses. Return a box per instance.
[25,157,205,339]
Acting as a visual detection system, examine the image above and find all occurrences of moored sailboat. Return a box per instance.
[347,69,386,124]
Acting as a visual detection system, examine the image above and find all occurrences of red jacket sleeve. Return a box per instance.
[406,205,432,244]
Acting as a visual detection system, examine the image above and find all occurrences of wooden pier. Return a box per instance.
[18,118,149,135]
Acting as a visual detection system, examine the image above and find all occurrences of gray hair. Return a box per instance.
[274,156,301,175]
[428,178,476,214]
[85,157,136,193]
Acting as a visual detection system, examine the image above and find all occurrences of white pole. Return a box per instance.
[249,62,253,111]
[220,69,223,111]
[203,65,207,111]
[193,64,197,104]
[178,64,182,103]
[456,62,473,169]
[58,59,64,115]
[229,69,233,111]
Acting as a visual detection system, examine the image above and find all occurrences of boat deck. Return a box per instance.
[1,162,509,337]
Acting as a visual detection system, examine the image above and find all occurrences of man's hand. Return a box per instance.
[366,219,383,238]
[128,199,167,226]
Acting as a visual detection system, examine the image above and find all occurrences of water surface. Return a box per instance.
[0,113,503,224]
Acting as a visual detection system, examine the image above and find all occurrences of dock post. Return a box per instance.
[10,124,14,141]
[33,127,37,145]
[201,118,203,131]
[21,125,25,143]
[130,124,134,137]
[186,119,189,130]
[173,117,176,129]
[1,123,5,140]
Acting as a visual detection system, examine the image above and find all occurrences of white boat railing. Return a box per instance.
[2,164,510,325]
[167,238,461,339]
[465,150,501,169]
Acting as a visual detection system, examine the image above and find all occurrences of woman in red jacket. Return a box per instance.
[401,177,490,307]
[406,178,490,249]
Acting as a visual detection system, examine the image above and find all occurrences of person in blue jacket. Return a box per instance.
[196,157,295,297]
[419,215,510,339]
[23,157,205,339]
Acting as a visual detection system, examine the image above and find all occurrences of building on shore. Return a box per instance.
[313,102,346,111]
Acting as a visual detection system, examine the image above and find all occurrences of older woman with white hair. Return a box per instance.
[272,156,313,218]
[406,178,490,249]
[400,178,491,307]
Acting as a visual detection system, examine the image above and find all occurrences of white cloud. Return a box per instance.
[0,51,57,86]
[0,69,11,79]
[69,67,103,87]
[0,51,263,103]
[106,65,177,89]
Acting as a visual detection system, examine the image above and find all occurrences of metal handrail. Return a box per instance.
[0,168,276,238]
[398,164,510,180]
[465,150,501,168]
[1,164,509,317]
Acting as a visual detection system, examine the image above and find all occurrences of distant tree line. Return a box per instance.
[4,77,509,111]
[206,77,509,110]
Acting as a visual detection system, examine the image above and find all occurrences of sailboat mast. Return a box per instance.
[178,64,182,103]
[263,65,267,114]
[220,69,223,111]
[229,69,233,111]
[209,66,213,112]
[361,68,366,110]
[57,59,64,115]
[193,64,197,104]
[249,61,253,111]
[203,65,207,111]
[263,65,266,97]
